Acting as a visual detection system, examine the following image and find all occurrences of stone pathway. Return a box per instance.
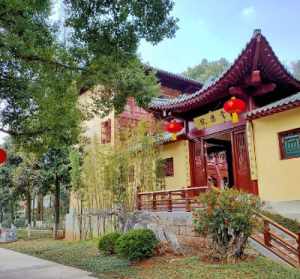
[0,248,98,279]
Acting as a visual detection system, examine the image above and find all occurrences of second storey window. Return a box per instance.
[101,119,111,144]
[163,157,174,177]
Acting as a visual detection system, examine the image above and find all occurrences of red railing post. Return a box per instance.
[136,186,141,210]
[152,193,157,211]
[263,220,271,247]
[297,231,300,264]
[167,191,172,212]
[185,190,191,212]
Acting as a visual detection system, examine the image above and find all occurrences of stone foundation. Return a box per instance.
[263,200,300,221]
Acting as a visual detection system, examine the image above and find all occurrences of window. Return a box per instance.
[101,120,111,144]
[278,128,300,159]
[162,158,174,177]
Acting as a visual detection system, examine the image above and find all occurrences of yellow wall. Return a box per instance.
[79,91,115,145]
[253,107,300,201]
[160,140,191,189]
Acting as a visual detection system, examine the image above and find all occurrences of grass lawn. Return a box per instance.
[1,233,300,279]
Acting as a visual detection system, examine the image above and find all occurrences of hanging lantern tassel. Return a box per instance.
[223,97,246,124]
[164,120,184,141]
[231,112,239,123]
[171,133,177,141]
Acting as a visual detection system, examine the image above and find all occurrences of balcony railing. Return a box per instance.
[136,186,208,212]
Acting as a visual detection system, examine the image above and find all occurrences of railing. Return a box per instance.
[136,186,208,212]
[252,212,300,267]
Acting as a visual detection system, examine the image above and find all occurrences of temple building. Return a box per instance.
[78,29,300,216]
[148,30,300,211]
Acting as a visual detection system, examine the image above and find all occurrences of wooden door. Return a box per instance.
[190,139,207,187]
[232,129,253,193]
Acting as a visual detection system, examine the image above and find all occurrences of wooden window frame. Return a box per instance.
[278,128,300,160]
[163,157,174,177]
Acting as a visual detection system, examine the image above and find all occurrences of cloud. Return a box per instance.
[241,6,256,18]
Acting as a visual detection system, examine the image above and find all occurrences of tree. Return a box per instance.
[0,1,81,153]
[183,58,230,83]
[40,148,71,238]
[14,154,43,226]
[291,60,300,80]
[0,140,22,225]
[63,0,178,115]
[1,0,178,149]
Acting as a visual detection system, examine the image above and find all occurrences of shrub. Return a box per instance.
[116,228,158,261]
[98,232,121,255]
[193,188,262,260]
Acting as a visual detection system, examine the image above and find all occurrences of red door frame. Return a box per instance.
[189,124,258,195]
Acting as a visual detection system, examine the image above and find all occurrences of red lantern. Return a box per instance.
[0,148,7,164]
[223,97,246,123]
[164,120,183,140]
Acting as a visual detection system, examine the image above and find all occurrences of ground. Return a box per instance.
[0,248,97,279]
[1,231,300,279]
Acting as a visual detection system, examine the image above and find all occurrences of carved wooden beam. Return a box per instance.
[251,83,276,96]
[229,86,246,97]
[245,70,261,85]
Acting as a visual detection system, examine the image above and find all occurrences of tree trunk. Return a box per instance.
[10,201,14,225]
[26,192,32,226]
[37,193,44,221]
[53,179,60,239]
[0,208,3,224]
[32,194,36,227]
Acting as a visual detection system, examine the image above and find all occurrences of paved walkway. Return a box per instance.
[0,248,98,279]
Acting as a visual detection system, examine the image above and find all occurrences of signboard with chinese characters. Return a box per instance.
[194,109,232,130]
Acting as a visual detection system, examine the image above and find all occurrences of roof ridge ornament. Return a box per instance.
[253,29,261,37]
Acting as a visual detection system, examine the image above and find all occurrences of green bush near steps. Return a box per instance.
[116,229,158,261]
[98,232,122,255]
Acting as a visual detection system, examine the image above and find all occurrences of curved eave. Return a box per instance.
[149,31,300,114]
[247,92,300,120]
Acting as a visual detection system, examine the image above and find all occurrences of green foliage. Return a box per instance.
[183,58,230,83]
[98,232,122,255]
[5,238,300,279]
[116,229,158,261]
[1,1,177,152]
[0,1,81,152]
[64,0,178,116]
[0,140,23,224]
[69,148,83,192]
[80,121,164,211]
[261,210,300,234]
[193,188,262,260]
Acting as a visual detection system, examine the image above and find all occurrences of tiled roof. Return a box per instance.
[247,92,300,119]
[149,30,300,113]
[154,68,203,87]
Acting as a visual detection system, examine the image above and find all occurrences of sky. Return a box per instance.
[1,0,299,144]
[138,0,300,73]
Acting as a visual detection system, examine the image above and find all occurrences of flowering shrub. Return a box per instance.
[193,188,262,260]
